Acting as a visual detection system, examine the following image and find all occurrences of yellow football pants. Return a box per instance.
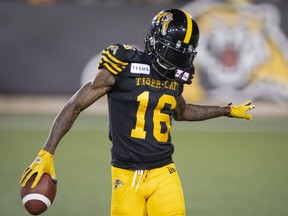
[111,163,186,216]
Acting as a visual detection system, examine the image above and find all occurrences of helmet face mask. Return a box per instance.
[145,8,199,84]
[155,38,197,69]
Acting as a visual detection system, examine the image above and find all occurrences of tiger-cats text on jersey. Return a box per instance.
[98,44,184,170]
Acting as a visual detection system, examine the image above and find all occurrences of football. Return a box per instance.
[20,173,57,215]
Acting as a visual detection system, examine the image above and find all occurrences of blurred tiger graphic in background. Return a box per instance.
[183,0,288,104]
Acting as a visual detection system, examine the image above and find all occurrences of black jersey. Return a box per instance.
[98,44,184,170]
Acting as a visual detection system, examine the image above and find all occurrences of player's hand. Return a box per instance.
[228,100,255,121]
[20,149,57,189]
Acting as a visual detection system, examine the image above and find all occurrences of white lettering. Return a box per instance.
[131,63,150,75]
[175,69,189,81]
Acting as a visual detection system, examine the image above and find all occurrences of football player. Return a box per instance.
[20,8,255,216]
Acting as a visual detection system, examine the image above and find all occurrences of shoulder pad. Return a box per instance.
[98,44,139,75]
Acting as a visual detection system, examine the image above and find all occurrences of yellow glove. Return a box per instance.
[20,149,57,189]
[228,100,255,121]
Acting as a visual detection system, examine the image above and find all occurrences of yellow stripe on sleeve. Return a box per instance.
[103,50,129,66]
[102,63,118,74]
[101,55,123,72]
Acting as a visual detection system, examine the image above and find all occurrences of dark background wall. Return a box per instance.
[0,0,287,95]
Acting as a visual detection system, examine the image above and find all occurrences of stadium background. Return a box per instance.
[0,0,288,216]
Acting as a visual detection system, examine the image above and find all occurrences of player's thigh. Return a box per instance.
[147,165,185,216]
[110,166,146,216]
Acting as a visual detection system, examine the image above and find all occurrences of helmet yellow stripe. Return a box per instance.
[183,11,193,44]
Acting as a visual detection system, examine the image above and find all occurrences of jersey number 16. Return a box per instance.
[131,91,176,142]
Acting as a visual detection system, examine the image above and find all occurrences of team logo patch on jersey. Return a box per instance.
[131,63,150,75]
[107,45,119,55]
[113,178,125,190]
[175,69,189,82]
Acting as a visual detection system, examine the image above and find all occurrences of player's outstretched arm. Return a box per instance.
[173,95,255,121]
[20,69,115,188]
[43,69,114,155]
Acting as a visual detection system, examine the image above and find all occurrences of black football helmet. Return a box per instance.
[145,8,199,83]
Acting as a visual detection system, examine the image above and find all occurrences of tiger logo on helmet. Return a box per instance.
[156,12,173,36]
